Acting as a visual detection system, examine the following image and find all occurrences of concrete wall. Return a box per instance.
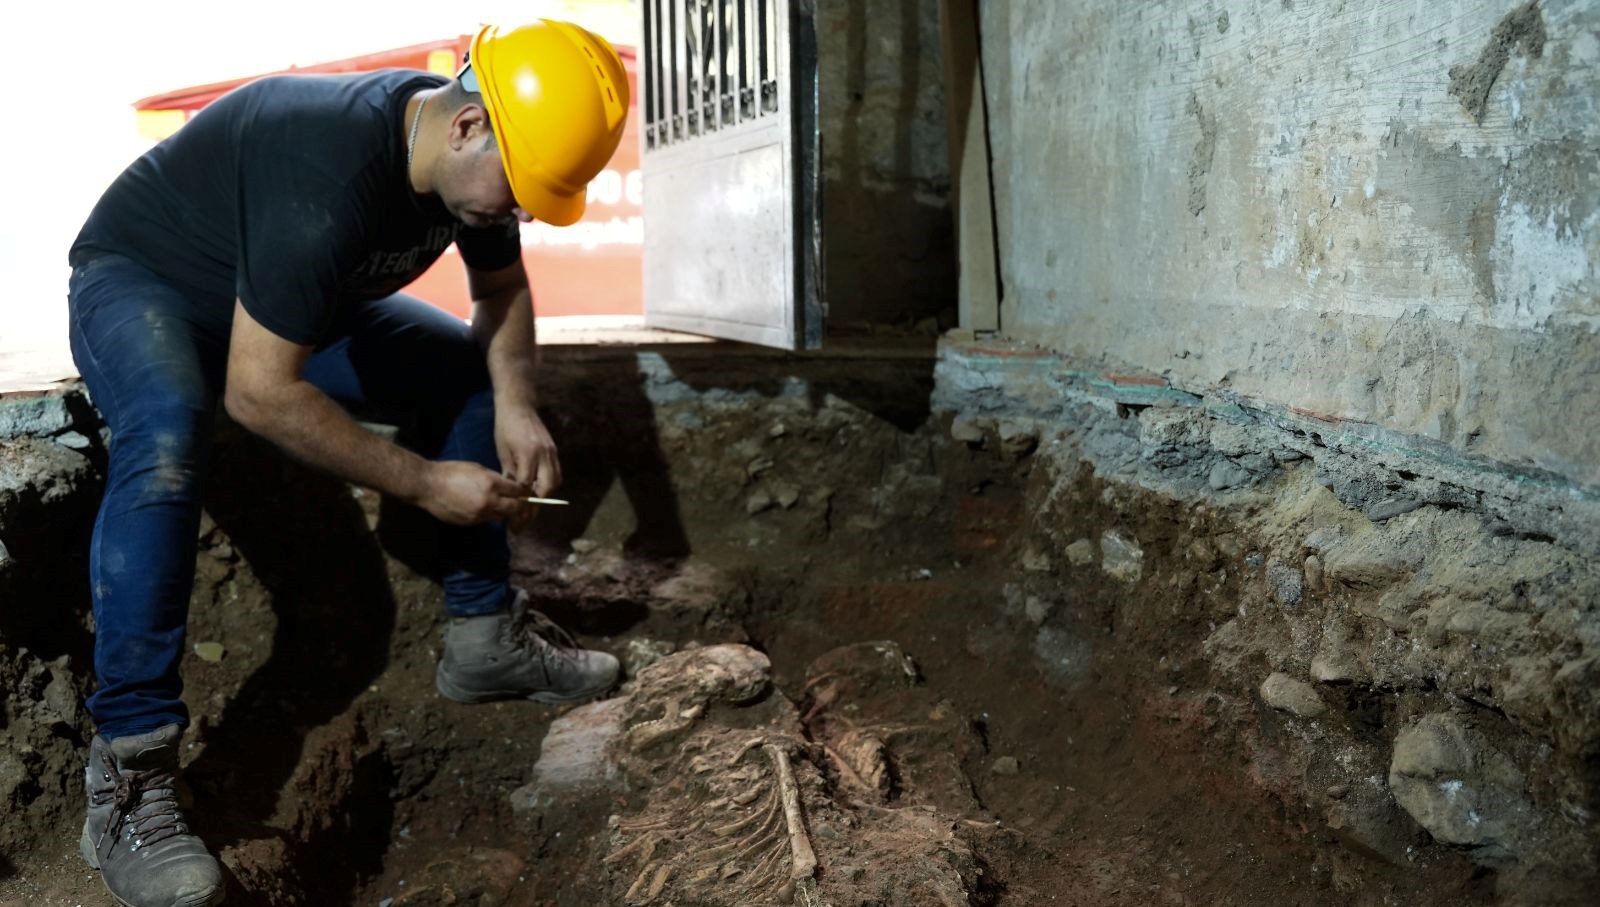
[818,0,956,327]
[978,0,1599,494]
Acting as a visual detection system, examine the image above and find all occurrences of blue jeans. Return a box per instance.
[68,253,512,741]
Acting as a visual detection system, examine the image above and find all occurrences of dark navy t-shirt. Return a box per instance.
[70,69,521,345]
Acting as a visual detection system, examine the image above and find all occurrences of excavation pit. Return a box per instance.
[1,342,1595,906]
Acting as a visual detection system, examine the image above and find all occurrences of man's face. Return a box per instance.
[437,107,534,228]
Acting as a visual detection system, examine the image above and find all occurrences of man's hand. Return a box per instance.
[496,403,562,497]
[419,461,528,526]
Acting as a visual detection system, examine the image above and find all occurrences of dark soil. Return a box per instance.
[0,410,1501,906]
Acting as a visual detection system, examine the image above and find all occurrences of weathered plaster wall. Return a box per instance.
[978,0,1599,494]
[818,0,955,326]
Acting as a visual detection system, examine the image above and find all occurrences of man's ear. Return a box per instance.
[448,104,492,151]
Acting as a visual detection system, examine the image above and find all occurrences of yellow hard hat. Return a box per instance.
[464,20,629,226]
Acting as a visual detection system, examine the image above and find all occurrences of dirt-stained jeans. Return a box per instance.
[67,253,512,741]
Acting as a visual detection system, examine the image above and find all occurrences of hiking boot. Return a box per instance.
[436,589,620,704]
[81,724,224,907]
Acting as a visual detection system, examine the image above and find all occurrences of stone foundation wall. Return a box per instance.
[936,337,1599,899]
[0,386,103,869]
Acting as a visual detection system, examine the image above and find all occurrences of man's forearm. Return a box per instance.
[463,267,561,495]
[473,285,540,407]
[228,380,433,503]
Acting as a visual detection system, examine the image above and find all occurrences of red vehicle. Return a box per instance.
[132,36,642,320]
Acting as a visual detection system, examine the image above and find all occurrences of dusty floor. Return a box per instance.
[0,394,1571,906]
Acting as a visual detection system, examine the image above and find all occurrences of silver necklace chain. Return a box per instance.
[406,94,428,181]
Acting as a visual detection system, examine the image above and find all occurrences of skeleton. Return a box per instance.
[525,642,988,906]
[621,643,771,752]
[607,735,820,904]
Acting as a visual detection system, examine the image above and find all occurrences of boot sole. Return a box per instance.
[80,827,226,907]
[79,827,101,870]
[435,663,613,705]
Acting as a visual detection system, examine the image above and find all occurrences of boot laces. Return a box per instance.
[510,607,584,665]
[93,751,189,856]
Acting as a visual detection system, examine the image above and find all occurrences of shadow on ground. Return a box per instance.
[186,425,395,888]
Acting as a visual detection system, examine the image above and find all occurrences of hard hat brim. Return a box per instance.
[518,182,585,227]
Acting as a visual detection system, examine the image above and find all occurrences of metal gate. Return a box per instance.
[639,0,822,349]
